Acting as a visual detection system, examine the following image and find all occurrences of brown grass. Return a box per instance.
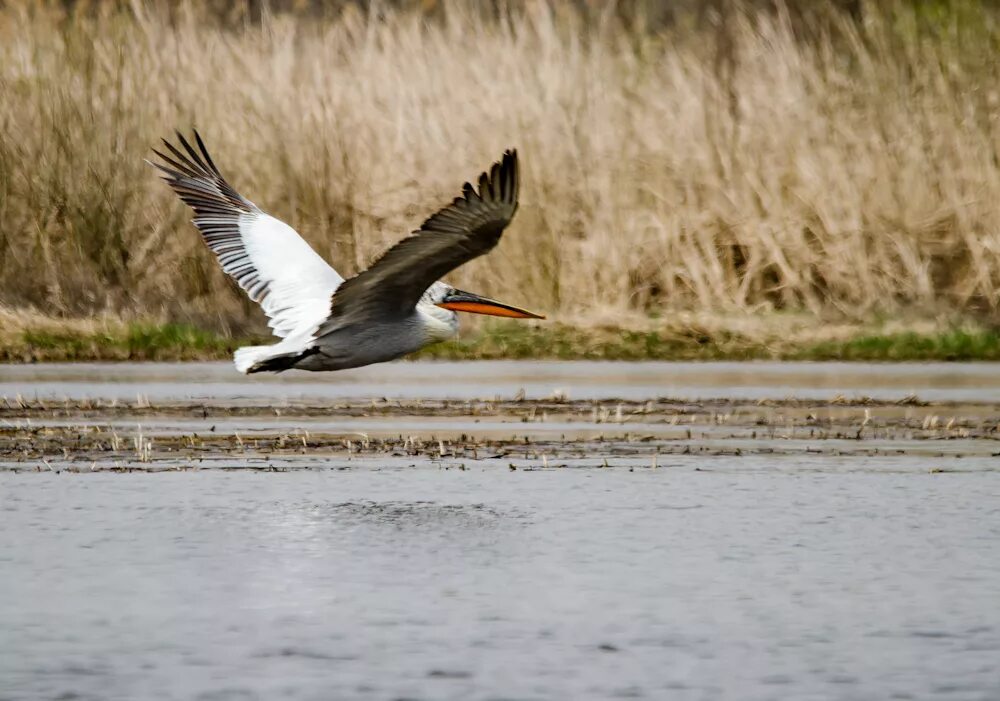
[1,1,999,335]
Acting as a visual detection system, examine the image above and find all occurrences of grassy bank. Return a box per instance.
[3,310,997,363]
[421,325,1000,362]
[2,2,1000,333]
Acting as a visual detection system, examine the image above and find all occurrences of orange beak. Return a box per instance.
[436,289,545,319]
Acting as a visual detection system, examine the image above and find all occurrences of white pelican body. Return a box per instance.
[151,133,541,374]
[252,284,457,373]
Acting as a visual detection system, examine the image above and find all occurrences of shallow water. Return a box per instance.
[3,464,1000,701]
[2,361,1000,700]
[4,359,1000,403]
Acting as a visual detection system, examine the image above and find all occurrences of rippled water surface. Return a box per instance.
[2,362,1000,700]
[5,463,1000,700]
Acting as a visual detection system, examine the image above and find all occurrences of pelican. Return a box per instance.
[150,131,543,374]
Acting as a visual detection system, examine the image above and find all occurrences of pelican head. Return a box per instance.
[421,282,544,320]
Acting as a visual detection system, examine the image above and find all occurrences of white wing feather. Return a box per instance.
[230,213,342,338]
[151,132,341,340]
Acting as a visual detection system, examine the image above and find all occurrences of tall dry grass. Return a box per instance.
[1,1,999,334]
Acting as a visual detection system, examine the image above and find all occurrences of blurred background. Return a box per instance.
[1,0,999,357]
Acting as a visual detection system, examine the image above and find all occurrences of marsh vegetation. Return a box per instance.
[1,1,999,357]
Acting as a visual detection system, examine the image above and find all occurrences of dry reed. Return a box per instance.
[1,1,999,334]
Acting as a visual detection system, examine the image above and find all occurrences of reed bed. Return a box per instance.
[1,1,999,335]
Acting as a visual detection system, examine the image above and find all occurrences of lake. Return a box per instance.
[1,361,999,700]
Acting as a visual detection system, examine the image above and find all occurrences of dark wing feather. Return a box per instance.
[148,130,269,301]
[322,149,519,329]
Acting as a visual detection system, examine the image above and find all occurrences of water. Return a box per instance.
[2,361,1000,700]
[3,465,1000,700]
[4,359,1000,403]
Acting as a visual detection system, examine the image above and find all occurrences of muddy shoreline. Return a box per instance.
[4,395,998,472]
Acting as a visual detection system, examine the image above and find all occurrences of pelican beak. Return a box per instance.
[437,289,546,319]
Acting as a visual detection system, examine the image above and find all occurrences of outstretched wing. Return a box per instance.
[320,149,518,332]
[149,131,343,339]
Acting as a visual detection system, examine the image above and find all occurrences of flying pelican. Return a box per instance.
[150,131,543,374]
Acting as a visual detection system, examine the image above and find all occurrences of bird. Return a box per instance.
[149,131,543,374]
